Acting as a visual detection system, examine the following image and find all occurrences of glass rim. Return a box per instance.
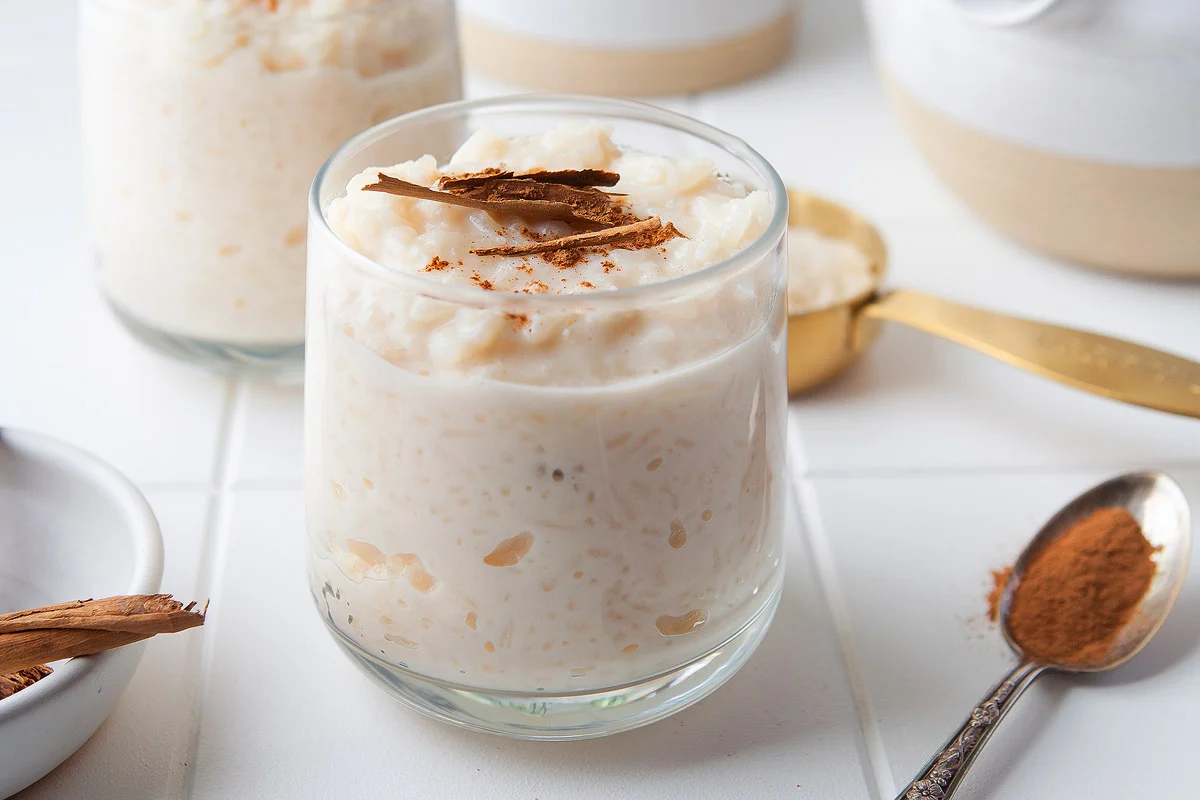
[82,0,422,25]
[308,93,789,311]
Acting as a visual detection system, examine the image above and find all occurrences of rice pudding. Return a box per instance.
[79,0,461,365]
[306,107,787,735]
[787,227,876,313]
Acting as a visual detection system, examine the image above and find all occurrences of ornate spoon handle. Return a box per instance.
[895,660,1047,800]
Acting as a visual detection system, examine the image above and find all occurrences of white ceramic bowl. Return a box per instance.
[0,428,163,798]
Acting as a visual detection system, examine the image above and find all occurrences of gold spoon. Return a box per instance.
[786,190,1200,418]
[895,470,1191,799]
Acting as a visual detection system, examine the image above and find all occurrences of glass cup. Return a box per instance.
[78,0,461,377]
[306,95,788,739]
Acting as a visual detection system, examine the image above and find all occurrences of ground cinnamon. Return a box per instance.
[1006,507,1157,666]
[986,566,1012,623]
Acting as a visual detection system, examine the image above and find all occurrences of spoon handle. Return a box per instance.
[861,289,1200,419]
[894,660,1047,800]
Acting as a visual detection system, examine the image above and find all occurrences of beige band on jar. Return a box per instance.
[887,76,1200,277]
[460,12,793,97]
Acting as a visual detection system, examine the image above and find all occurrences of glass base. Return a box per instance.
[108,300,304,381]
[321,586,781,740]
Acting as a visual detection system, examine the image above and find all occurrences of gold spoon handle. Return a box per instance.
[895,660,1047,800]
[862,289,1200,419]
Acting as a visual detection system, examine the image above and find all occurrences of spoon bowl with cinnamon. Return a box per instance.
[894,470,1191,800]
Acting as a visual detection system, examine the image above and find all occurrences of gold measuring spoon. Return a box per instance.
[895,470,1191,799]
[786,190,1200,418]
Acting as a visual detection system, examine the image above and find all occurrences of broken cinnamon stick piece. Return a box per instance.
[436,167,511,189]
[453,180,628,226]
[438,168,620,191]
[471,217,666,257]
[363,174,592,225]
[0,595,207,675]
[0,665,52,700]
[0,595,207,635]
[521,169,621,188]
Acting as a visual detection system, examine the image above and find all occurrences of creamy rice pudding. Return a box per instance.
[306,103,787,735]
[79,0,460,365]
[787,227,875,313]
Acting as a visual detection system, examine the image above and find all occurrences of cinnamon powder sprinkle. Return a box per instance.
[423,256,450,272]
[544,249,586,269]
[437,167,508,190]
[986,567,1012,623]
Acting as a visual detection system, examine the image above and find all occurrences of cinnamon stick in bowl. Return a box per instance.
[0,595,206,676]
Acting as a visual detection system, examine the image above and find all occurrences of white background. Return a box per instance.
[2,1,1199,798]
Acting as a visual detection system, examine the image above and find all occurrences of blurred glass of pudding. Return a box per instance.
[79,0,462,375]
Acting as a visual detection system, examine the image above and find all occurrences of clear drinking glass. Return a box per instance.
[79,0,461,377]
[306,95,788,739]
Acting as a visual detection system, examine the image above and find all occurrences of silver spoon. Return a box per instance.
[895,471,1192,800]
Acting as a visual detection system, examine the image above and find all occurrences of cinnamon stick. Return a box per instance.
[438,168,620,191]
[471,217,665,257]
[453,180,629,226]
[362,174,594,225]
[0,595,206,675]
[522,169,620,188]
[0,665,52,700]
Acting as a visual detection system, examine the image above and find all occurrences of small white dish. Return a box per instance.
[0,428,163,799]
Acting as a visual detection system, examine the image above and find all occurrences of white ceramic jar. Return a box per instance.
[866,0,1200,276]
[458,0,793,95]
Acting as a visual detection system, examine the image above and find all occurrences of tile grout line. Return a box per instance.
[793,474,893,800]
[171,378,247,800]
[793,459,1200,481]
[786,408,813,477]
[228,478,305,491]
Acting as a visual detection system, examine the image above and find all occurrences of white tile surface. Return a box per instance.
[230,383,303,486]
[0,270,232,486]
[802,468,1200,798]
[15,489,214,800]
[189,489,871,800]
